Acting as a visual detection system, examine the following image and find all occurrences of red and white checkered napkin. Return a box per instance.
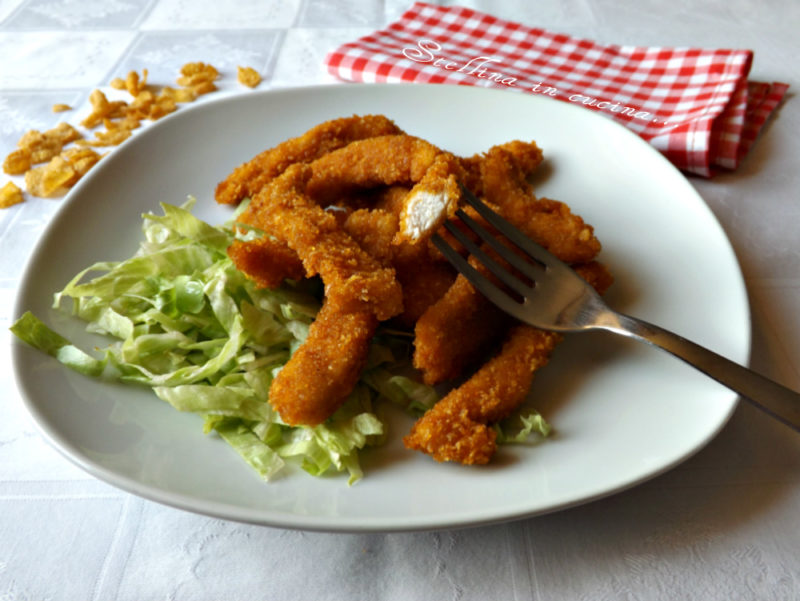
[324,2,789,177]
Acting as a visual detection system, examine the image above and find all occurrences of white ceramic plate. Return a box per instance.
[11,84,749,532]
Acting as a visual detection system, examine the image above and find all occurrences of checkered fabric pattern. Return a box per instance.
[325,2,789,177]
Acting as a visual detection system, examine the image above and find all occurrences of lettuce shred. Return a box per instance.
[11,199,550,484]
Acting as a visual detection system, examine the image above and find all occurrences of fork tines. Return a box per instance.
[432,184,555,322]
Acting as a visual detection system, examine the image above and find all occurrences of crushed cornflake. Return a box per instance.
[158,85,197,104]
[79,125,132,148]
[81,89,127,129]
[2,62,224,199]
[3,149,31,176]
[177,62,219,95]
[2,122,83,177]
[0,181,24,208]
[62,147,103,177]
[24,147,103,198]
[237,66,261,88]
[25,156,73,197]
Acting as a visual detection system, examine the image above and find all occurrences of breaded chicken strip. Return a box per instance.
[405,262,613,464]
[304,135,465,243]
[413,142,601,385]
[392,250,457,328]
[239,163,403,320]
[215,114,403,205]
[270,301,378,426]
[480,144,599,264]
[413,268,511,385]
[227,236,305,289]
[237,165,420,426]
[459,139,544,197]
[232,133,464,295]
[342,206,457,328]
[225,124,605,436]
[405,324,562,464]
[230,183,456,326]
[341,208,397,265]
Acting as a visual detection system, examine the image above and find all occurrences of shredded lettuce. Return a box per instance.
[10,311,106,377]
[10,198,550,484]
[494,410,552,444]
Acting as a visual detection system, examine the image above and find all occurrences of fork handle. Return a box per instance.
[603,312,800,431]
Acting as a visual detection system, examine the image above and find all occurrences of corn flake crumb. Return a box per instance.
[62,147,102,178]
[24,147,103,197]
[177,62,219,95]
[3,122,82,175]
[179,61,219,80]
[81,89,127,128]
[0,181,24,208]
[5,62,221,198]
[158,86,197,104]
[237,66,261,88]
[25,158,71,197]
[125,69,149,96]
[79,127,132,147]
[52,103,72,113]
[3,149,32,175]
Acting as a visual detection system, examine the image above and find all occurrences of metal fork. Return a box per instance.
[432,184,800,432]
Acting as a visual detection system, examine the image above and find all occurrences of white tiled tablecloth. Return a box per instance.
[2,1,799,599]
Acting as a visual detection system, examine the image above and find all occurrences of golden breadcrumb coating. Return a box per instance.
[227,236,305,289]
[303,134,464,243]
[479,144,600,263]
[412,141,601,386]
[343,205,457,327]
[405,261,613,464]
[215,114,403,206]
[269,302,378,426]
[239,162,403,321]
[405,324,562,464]
[218,115,613,454]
